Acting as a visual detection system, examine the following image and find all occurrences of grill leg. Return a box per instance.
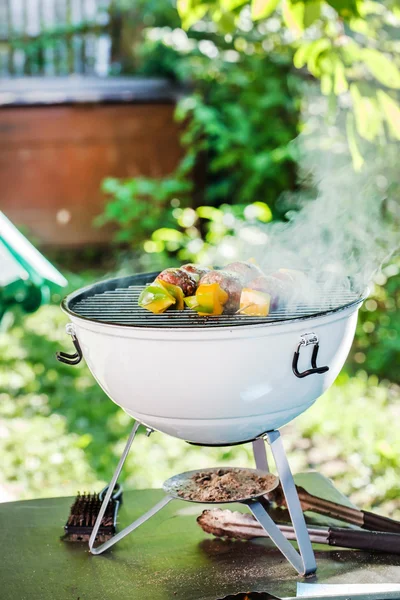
[248,430,316,576]
[89,421,172,555]
[252,437,269,472]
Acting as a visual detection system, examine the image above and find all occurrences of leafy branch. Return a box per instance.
[177,0,400,168]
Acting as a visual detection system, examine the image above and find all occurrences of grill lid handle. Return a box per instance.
[292,332,329,379]
[56,323,83,366]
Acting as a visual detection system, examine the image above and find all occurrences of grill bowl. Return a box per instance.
[61,272,365,445]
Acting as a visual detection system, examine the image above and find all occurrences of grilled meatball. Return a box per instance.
[180,264,211,281]
[157,268,197,296]
[224,261,263,285]
[199,270,242,313]
[248,275,293,310]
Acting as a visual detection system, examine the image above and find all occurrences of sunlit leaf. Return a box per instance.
[333,59,348,95]
[306,39,332,76]
[293,42,314,69]
[283,0,304,36]
[251,201,273,222]
[326,0,359,18]
[303,1,321,27]
[349,17,375,37]
[377,90,400,139]
[197,206,224,222]
[350,84,382,142]
[251,0,280,20]
[221,0,247,9]
[346,113,364,171]
[362,49,400,89]
[177,0,209,29]
[213,9,236,32]
[321,73,333,95]
[152,228,184,243]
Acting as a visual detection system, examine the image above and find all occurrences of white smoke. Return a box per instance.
[211,91,400,296]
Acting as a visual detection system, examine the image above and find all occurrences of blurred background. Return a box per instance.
[0,0,399,516]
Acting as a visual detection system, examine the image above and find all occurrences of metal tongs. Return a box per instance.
[269,482,400,533]
[198,481,400,554]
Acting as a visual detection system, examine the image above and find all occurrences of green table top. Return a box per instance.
[2,489,400,600]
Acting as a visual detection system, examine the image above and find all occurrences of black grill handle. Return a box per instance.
[292,332,329,378]
[56,324,83,366]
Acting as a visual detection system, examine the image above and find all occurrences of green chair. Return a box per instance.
[0,211,67,322]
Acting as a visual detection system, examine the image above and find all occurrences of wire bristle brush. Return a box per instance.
[63,484,122,543]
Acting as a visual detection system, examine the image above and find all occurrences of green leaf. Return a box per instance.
[221,0,247,9]
[251,0,280,20]
[177,0,209,29]
[321,74,333,95]
[306,39,332,76]
[197,206,224,222]
[333,59,348,95]
[377,90,400,140]
[350,84,382,142]
[362,49,400,89]
[283,0,304,36]
[152,228,184,243]
[303,1,321,28]
[346,112,364,171]
[251,201,273,223]
[326,0,359,18]
[293,42,314,69]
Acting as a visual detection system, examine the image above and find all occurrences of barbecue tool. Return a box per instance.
[63,484,122,543]
[268,483,400,534]
[197,508,400,555]
[56,271,367,575]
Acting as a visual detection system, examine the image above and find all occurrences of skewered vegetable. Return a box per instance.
[199,270,242,313]
[247,275,292,310]
[138,283,176,314]
[157,279,184,310]
[185,283,228,316]
[239,289,271,316]
[137,262,313,317]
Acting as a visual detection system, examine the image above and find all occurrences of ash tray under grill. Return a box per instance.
[163,467,279,504]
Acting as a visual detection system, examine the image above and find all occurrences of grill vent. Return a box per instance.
[66,274,363,329]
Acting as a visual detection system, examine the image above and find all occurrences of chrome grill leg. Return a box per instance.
[247,430,316,576]
[252,437,270,472]
[89,421,172,555]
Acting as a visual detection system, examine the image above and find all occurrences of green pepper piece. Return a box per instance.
[184,296,211,314]
[155,278,184,310]
[138,285,176,314]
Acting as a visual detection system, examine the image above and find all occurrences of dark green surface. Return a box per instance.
[2,489,400,600]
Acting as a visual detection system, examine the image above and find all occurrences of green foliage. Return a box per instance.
[144,201,272,263]
[175,0,400,166]
[349,261,400,383]
[100,36,300,253]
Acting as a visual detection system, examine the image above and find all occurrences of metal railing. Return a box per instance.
[0,0,120,76]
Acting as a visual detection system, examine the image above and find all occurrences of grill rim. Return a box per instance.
[62,272,367,331]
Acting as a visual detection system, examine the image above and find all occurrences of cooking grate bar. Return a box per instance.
[70,284,362,328]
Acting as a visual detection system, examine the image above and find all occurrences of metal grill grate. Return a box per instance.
[66,274,363,329]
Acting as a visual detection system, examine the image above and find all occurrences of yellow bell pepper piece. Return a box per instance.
[195,283,228,316]
[239,289,271,316]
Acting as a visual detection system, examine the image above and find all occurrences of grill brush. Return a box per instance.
[197,507,400,555]
[63,484,122,543]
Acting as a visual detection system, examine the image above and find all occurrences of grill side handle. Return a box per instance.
[56,323,83,366]
[292,332,329,379]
